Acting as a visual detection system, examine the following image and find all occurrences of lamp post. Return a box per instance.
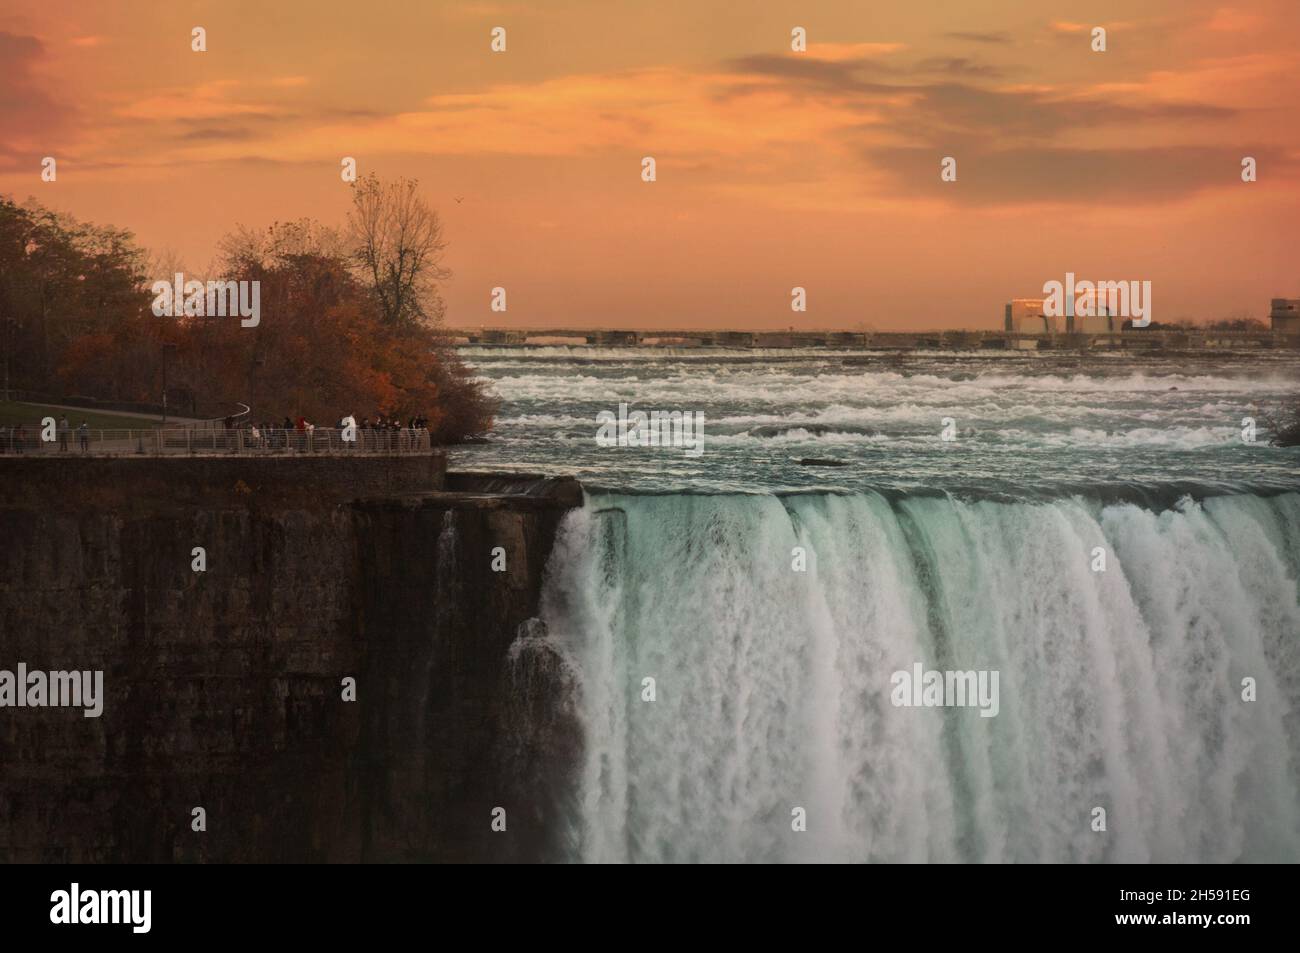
[2,317,15,402]
[161,342,177,425]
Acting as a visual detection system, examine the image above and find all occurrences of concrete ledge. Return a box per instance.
[0,453,447,512]
[443,471,584,507]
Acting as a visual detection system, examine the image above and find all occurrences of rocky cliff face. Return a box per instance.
[0,457,583,862]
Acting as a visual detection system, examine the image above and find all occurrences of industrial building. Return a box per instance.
[1271,299,1300,334]
[1004,299,1055,333]
[1003,294,1117,339]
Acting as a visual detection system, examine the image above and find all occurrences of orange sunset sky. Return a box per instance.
[2,0,1298,330]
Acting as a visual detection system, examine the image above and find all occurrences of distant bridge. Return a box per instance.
[448,327,1298,350]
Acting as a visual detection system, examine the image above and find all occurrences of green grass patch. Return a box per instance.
[0,400,167,431]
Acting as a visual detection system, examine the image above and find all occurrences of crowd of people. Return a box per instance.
[1,409,435,453]
[0,415,91,453]
[229,413,433,451]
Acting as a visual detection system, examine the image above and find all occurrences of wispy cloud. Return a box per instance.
[0,31,73,168]
[116,80,282,121]
[944,31,1012,45]
[1205,7,1265,31]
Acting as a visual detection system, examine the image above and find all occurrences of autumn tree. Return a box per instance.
[346,174,449,326]
[1,196,494,442]
[0,196,153,399]
[211,221,493,440]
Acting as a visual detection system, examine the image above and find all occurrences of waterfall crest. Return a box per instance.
[537,491,1300,862]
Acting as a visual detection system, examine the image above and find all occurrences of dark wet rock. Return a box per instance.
[0,457,582,862]
[750,424,879,438]
[1271,422,1300,447]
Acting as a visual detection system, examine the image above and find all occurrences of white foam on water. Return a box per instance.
[538,491,1300,862]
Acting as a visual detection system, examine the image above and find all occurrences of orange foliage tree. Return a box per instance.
[2,196,495,443]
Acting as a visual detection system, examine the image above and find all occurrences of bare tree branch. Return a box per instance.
[346,175,449,326]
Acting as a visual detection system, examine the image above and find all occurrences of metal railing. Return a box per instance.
[0,427,433,456]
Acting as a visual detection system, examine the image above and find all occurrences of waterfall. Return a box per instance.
[537,491,1300,862]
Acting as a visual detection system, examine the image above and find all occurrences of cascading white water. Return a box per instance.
[536,490,1300,862]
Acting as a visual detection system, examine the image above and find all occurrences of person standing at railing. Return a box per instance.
[77,421,88,452]
[58,416,69,451]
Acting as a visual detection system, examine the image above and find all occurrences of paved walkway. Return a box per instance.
[15,401,204,424]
